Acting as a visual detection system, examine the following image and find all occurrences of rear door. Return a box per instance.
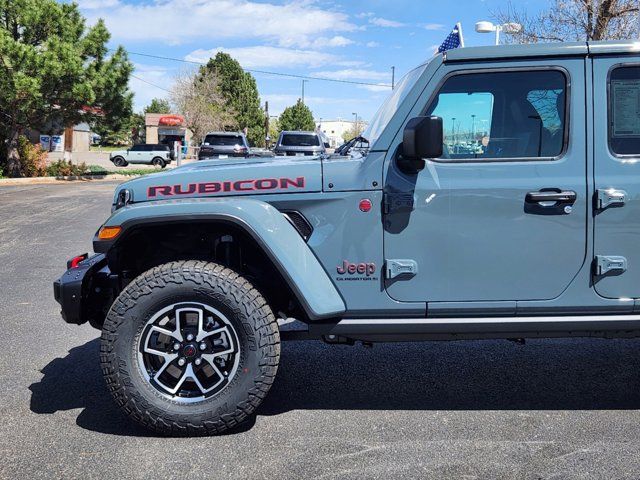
[592,57,640,299]
[383,58,588,304]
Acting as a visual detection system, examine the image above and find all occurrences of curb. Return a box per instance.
[0,173,141,186]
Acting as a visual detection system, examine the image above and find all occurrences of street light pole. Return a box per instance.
[352,112,358,136]
[301,80,308,104]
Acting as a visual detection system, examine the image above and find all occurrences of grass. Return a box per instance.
[86,165,161,176]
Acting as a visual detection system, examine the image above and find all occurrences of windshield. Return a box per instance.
[280,133,320,147]
[362,63,427,147]
[204,135,243,146]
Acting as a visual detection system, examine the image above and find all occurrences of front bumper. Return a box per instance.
[53,253,112,326]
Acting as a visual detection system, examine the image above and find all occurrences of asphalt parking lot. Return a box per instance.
[2,182,640,479]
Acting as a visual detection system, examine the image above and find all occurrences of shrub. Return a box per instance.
[46,160,89,177]
[16,136,48,177]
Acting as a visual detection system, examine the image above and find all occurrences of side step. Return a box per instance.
[279,315,640,342]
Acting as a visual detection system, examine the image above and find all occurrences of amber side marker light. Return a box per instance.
[98,226,122,240]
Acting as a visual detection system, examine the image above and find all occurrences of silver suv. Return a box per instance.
[110,144,172,168]
[274,131,327,156]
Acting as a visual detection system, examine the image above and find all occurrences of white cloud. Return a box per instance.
[313,69,391,82]
[358,84,393,92]
[368,17,405,28]
[310,36,354,48]
[185,46,340,69]
[81,0,356,48]
[423,23,445,31]
[365,41,380,48]
[76,0,120,8]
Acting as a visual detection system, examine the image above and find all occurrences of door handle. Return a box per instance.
[525,190,577,205]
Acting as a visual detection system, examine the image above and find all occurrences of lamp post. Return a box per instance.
[352,112,358,136]
[301,80,308,104]
[475,21,522,45]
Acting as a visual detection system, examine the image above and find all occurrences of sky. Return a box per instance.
[71,0,547,122]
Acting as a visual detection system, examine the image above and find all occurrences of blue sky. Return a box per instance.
[73,0,547,121]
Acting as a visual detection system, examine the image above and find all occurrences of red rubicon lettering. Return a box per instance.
[147,176,307,198]
[148,185,172,197]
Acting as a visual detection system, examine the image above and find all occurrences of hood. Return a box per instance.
[113,156,322,205]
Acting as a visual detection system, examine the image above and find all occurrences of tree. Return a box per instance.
[170,69,233,145]
[201,53,264,146]
[144,98,171,114]
[494,0,640,43]
[279,100,316,132]
[0,0,133,174]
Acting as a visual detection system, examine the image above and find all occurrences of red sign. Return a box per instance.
[158,114,184,126]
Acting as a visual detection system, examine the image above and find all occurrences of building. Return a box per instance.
[145,113,192,152]
[29,122,91,153]
[317,119,369,148]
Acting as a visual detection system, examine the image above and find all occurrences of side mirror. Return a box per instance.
[398,116,443,173]
[324,142,330,148]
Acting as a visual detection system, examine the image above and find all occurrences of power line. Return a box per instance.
[129,73,172,93]
[117,49,393,88]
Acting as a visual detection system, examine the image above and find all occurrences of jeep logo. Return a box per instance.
[337,260,376,276]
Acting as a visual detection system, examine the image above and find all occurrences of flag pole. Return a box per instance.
[456,22,465,47]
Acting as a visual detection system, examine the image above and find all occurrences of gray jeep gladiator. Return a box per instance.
[55,40,640,436]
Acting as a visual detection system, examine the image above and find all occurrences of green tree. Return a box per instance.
[201,52,264,146]
[144,98,171,114]
[279,100,316,132]
[0,0,133,174]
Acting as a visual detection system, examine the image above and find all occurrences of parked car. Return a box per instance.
[273,131,327,156]
[54,40,640,437]
[110,144,172,168]
[198,132,249,160]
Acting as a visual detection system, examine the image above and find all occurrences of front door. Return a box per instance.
[592,57,640,299]
[384,59,588,304]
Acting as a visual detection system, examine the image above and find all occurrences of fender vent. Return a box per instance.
[281,211,313,241]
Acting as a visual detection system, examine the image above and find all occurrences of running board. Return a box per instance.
[324,314,640,341]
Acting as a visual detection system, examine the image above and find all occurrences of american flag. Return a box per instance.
[437,23,464,53]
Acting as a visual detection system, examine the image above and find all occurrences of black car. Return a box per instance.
[198,132,249,160]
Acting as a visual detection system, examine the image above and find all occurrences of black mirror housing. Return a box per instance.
[399,116,443,173]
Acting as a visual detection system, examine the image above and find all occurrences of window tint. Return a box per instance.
[280,134,320,147]
[203,135,243,146]
[131,145,144,151]
[609,66,640,155]
[426,70,567,160]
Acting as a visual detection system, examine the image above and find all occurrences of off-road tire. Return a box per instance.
[151,157,166,168]
[100,260,280,436]
[112,156,128,167]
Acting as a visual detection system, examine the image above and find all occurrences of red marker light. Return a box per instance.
[359,199,372,212]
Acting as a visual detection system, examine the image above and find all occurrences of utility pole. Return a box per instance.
[391,66,395,90]
[352,112,358,136]
[264,101,269,149]
[471,114,476,142]
[301,80,308,104]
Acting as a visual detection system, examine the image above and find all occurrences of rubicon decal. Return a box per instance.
[336,260,378,282]
[148,176,306,198]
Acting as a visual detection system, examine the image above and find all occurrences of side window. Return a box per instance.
[426,70,567,160]
[608,66,640,156]
[131,145,143,151]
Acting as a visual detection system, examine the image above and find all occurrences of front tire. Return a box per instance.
[112,156,128,167]
[100,261,280,436]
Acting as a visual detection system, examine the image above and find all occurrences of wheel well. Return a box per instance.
[107,221,308,321]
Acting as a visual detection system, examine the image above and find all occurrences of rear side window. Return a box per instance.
[609,66,640,155]
[280,134,320,147]
[426,69,567,160]
[204,135,243,146]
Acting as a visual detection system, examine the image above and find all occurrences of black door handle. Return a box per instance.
[525,190,577,205]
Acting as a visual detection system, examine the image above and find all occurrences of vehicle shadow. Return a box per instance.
[29,336,640,437]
